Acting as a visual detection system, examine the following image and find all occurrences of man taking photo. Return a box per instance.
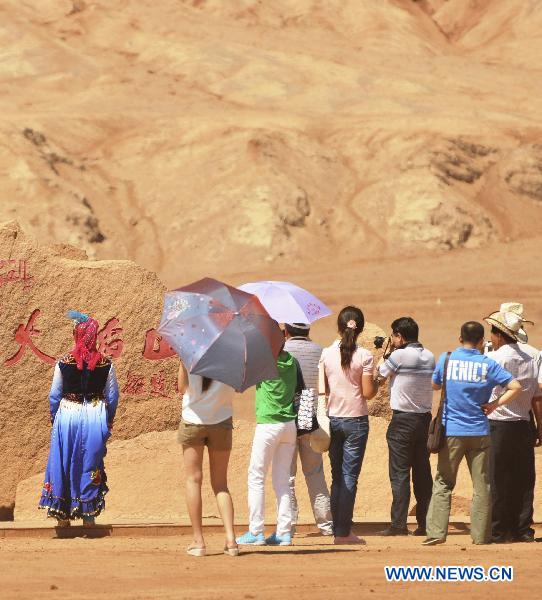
[374,317,435,537]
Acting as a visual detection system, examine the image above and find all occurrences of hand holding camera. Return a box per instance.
[374,335,392,359]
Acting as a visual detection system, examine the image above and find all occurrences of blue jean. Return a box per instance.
[329,416,369,537]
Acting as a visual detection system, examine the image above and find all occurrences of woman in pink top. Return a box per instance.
[321,306,377,544]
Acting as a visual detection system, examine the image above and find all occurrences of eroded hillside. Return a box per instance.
[1,0,541,285]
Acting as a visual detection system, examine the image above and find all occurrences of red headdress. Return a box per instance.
[71,316,102,371]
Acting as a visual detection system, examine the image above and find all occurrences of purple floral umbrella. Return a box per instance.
[238,280,332,324]
[157,278,284,392]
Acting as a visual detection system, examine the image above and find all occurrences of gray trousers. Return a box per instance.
[289,434,333,534]
[426,435,492,544]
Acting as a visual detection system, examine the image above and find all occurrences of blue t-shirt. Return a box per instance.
[433,348,513,436]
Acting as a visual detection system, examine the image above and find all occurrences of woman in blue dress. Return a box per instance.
[39,311,119,527]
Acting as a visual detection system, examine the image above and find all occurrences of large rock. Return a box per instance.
[0,221,179,518]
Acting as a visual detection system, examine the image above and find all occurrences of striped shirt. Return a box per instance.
[284,337,322,391]
[378,342,435,413]
[487,343,541,421]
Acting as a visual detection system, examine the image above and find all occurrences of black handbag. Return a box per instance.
[427,352,451,454]
[292,357,319,436]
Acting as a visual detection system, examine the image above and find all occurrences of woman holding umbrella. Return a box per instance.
[177,365,239,557]
[157,278,285,557]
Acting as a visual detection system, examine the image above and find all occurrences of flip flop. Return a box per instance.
[224,543,239,557]
[186,546,206,557]
[56,519,71,528]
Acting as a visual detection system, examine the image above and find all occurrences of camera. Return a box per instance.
[374,336,386,349]
[374,335,393,359]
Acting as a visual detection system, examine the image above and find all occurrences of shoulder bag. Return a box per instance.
[427,352,451,454]
[309,360,331,453]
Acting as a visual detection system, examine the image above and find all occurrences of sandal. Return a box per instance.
[56,518,71,528]
[186,545,206,557]
[82,516,96,528]
[224,542,239,557]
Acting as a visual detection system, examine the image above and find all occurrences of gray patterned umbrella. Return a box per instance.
[157,278,283,392]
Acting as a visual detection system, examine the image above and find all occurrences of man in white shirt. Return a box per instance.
[374,317,436,536]
[484,303,542,543]
[284,323,333,536]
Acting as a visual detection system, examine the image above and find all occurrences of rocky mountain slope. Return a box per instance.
[1,0,541,286]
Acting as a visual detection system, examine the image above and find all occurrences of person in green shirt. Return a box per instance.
[255,350,298,423]
[237,349,300,547]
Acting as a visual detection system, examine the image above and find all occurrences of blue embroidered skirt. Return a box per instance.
[39,398,111,519]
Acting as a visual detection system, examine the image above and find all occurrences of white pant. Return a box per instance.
[290,434,333,534]
[248,421,297,537]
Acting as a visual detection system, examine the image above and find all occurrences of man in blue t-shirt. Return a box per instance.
[423,322,521,546]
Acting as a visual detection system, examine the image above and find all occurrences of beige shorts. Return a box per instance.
[178,416,233,450]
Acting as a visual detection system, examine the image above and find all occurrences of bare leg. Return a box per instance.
[182,444,205,550]
[209,447,236,549]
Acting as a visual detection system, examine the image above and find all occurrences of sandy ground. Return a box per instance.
[1,526,540,600]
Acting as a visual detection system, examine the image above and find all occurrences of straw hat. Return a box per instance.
[484,302,534,343]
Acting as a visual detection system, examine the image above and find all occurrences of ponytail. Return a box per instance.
[337,306,365,369]
[340,327,358,369]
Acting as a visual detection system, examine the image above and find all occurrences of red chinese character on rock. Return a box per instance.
[142,329,176,360]
[97,318,124,359]
[121,372,146,395]
[4,309,56,366]
[150,371,170,398]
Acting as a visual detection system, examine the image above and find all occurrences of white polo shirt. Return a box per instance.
[378,342,435,413]
[488,343,541,421]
